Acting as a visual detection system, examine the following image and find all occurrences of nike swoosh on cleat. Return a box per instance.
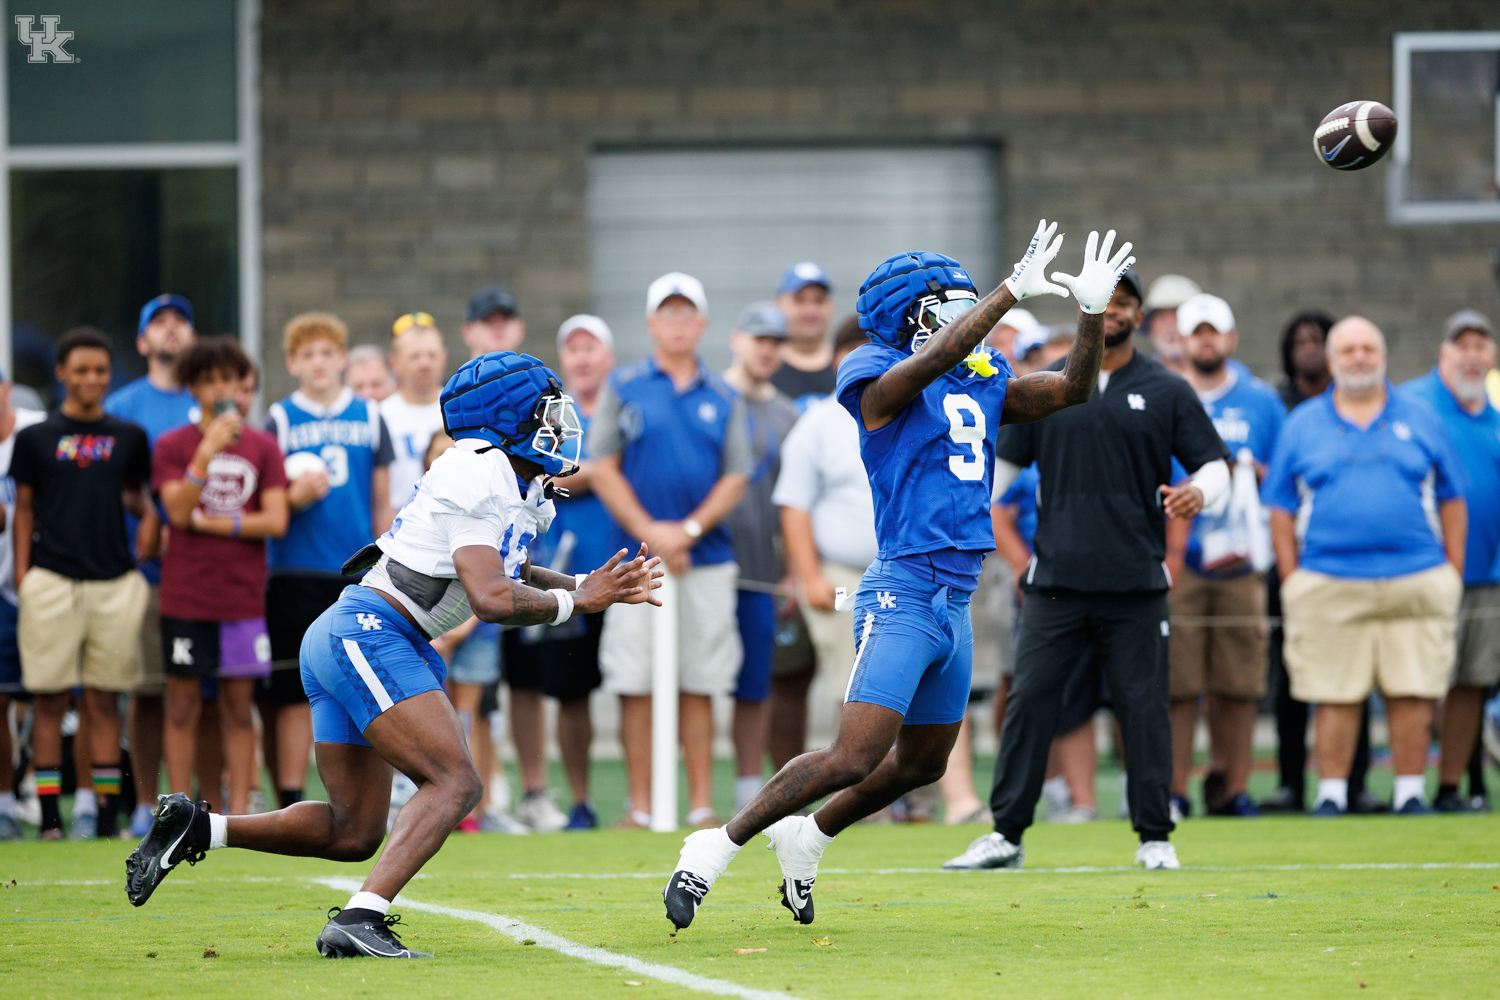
[157,824,191,871]
[786,881,808,909]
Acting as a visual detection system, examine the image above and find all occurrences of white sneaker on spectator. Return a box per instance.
[943,831,1024,870]
[479,809,532,834]
[516,790,568,832]
[1042,776,1072,822]
[1054,805,1097,824]
[1135,840,1181,870]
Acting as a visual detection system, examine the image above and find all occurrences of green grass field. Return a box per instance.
[5,801,1499,1000]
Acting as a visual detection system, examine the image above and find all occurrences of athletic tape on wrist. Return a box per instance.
[548,588,574,626]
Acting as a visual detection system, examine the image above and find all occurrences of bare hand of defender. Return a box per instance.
[575,543,665,612]
[1159,483,1204,520]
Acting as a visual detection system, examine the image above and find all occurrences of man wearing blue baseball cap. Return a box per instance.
[104,293,200,838]
[771,262,837,408]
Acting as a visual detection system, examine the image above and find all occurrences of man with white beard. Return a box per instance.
[1400,310,1500,812]
[1264,317,1468,816]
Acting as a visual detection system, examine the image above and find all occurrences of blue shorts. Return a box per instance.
[734,589,776,703]
[300,586,447,747]
[448,631,501,686]
[844,559,973,725]
[0,599,18,695]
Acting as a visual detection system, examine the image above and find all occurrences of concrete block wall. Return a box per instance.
[259,0,1500,399]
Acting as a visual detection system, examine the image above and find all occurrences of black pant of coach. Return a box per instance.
[989,588,1174,844]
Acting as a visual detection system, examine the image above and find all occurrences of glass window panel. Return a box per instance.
[8,0,236,145]
[10,168,238,398]
[1408,49,1500,203]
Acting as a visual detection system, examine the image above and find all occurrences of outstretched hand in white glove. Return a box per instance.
[1050,230,1136,314]
[1002,219,1069,302]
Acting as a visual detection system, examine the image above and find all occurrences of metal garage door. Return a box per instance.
[588,146,999,367]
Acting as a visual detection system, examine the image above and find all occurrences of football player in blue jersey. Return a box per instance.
[126,352,663,959]
[663,222,1136,930]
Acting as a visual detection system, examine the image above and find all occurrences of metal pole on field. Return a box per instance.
[649,573,679,833]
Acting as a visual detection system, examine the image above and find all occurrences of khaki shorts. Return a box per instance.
[1453,584,1500,688]
[19,566,149,694]
[1168,568,1268,700]
[799,562,867,703]
[133,585,167,697]
[599,561,741,697]
[1282,563,1462,704]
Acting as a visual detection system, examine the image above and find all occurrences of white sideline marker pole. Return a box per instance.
[650,572,679,833]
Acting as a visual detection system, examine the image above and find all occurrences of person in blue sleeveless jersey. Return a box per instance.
[662,221,1137,930]
[259,313,396,814]
[127,351,663,959]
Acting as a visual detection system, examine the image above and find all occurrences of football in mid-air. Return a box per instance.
[1313,101,1397,171]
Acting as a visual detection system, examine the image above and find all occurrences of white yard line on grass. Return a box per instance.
[313,876,805,1000]
[487,861,1500,880]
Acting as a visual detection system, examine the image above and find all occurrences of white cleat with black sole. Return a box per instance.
[662,828,740,930]
[942,831,1025,870]
[1134,840,1181,870]
[763,816,824,925]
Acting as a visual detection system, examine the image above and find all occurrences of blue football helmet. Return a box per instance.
[440,351,583,477]
[855,251,979,351]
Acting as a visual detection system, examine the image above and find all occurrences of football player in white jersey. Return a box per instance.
[127,352,663,958]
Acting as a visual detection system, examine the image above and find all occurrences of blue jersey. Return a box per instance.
[265,388,393,575]
[836,342,1012,590]
[996,463,1040,550]
[1186,370,1285,574]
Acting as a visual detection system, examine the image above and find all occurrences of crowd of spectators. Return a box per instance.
[0,260,1496,842]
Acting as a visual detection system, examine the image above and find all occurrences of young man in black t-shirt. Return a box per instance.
[944,274,1231,872]
[10,327,152,839]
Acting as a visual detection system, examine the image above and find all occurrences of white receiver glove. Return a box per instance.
[1050,230,1136,314]
[1002,219,1069,302]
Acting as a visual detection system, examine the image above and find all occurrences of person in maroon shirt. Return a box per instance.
[155,338,288,816]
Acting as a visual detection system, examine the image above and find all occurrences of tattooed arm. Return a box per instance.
[858,284,1022,432]
[999,310,1105,424]
[454,545,565,625]
[522,560,579,591]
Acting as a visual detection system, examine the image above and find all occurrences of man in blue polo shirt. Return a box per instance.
[104,294,200,836]
[1400,308,1500,812]
[1265,316,1467,816]
[590,272,751,830]
[1168,293,1286,819]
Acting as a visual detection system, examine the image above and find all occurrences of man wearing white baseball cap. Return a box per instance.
[985,306,1044,364]
[500,314,620,831]
[1168,292,1286,819]
[1143,274,1202,377]
[590,274,750,828]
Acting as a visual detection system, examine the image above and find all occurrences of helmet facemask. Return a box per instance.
[906,289,979,352]
[528,390,583,477]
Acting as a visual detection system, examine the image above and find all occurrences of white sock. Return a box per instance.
[208,813,228,850]
[1393,774,1427,809]
[0,791,16,818]
[734,776,763,811]
[1119,773,1129,796]
[1042,775,1071,808]
[74,788,97,816]
[631,809,652,827]
[1316,778,1348,811]
[805,815,835,851]
[346,891,391,915]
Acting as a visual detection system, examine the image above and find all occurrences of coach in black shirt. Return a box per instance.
[944,272,1229,872]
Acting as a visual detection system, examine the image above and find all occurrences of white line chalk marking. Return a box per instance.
[314,876,804,1000]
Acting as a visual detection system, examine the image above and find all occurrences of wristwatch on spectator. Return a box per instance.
[682,518,703,540]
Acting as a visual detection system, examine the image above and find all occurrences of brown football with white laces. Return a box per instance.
[1313,101,1397,171]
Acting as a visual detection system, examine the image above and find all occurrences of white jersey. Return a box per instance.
[0,409,47,605]
[361,438,555,637]
[379,393,445,511]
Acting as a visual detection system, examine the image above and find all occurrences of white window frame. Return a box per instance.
[0,0,261,386]
[1388,30,1500,225]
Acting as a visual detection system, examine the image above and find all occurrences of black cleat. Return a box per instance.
[125,793,209,907]
[316,908,432,958]
[662,870,711,930]
[778,876,815,925]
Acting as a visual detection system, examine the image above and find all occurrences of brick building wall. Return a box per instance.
[258,0,1500,399]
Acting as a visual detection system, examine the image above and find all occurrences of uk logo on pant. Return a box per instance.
[876,591,897,609]
[171,638,194,665]
[356,613,383,631]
